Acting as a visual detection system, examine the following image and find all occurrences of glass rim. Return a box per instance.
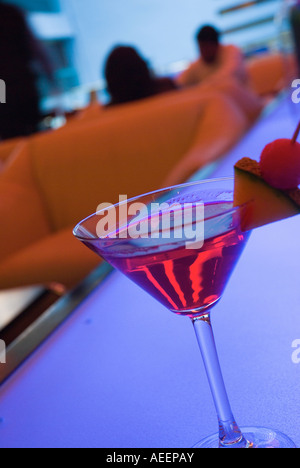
[73,176,245,243]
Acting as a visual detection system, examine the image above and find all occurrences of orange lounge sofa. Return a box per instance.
[0,84,259,291]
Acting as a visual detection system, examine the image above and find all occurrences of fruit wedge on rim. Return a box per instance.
[234,157,300,231]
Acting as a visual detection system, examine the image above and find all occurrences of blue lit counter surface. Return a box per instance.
[0,97,299,448]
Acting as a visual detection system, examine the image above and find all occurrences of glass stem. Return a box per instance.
[192,314,249,448]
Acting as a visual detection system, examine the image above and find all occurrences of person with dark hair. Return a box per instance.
[0,3,55,140]
[176,25,248,88]
[104,45,177,106]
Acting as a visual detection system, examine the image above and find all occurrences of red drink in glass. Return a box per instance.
[107,220,249,316]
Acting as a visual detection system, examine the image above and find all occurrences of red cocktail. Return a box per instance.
[74,178,296,448]
[102,202,249,316]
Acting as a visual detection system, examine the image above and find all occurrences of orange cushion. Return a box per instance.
[163,91,248,186]
[0,142,51,262]
[30,89,208,232]
[75,103,104,122]
[247,53,296,96]
[0,137,25,163]
[0,226,101,290]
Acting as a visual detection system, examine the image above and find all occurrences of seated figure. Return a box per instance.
[176,25,249,88]
[104,45,177,106]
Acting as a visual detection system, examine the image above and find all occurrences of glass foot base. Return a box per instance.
[193,427,296,448]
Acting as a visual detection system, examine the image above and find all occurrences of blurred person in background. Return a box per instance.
[0,2,55,140]
[104,45,177,107]
[176,25,248,88]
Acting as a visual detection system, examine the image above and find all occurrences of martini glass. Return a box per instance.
[73,177,296,449]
